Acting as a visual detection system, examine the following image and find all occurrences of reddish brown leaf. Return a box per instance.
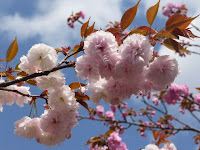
[166,14,199,31]
[81,18,90,37]
[152,130,160,140]
[172,28,200,39]
[6,36,18,62]
[17,71,28,77]
[77,99,89,111]
[75,92,89,100]
[120,0,141,31]
[69,82,86,90]
[25,80,37,86]
[156,30,178,39]
[146,0,160,26]
[163,38,189,53]
[85,22,95,37]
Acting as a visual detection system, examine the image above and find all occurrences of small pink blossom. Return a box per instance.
[96,105,104,117]
[106,111,115,121]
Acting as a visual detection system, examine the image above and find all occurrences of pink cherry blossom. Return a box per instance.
[107,132,128,150]
[84,30,118,60]
[96,105,104,117]
[48,85,79,111]
[146,55,179,90]
[163,83,189,105]
[75,55,99,81]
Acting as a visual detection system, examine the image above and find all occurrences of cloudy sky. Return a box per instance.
[0,0,199,150]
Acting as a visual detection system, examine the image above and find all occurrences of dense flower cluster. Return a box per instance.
[162,3,187,17]
[76,31,179,105]
[14,43,80,146]
[142,143,177,150]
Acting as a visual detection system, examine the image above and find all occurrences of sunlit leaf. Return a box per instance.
[25,80,37,86]
[75,92,89,100]
[81,18,90,37]
[6,36,18,62]
[120,0,141,31]
[166,14,199,31]
[69,82,86,90]
[163,38,190,53]
[85,22,95,37]
[152,130,160,140]
[172,28,200,39]
[77,99,89,111]
[146,0,160,26]
[156,30,178,39]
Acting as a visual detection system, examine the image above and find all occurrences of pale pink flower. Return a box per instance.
[36,71,65,91]
[40,109,68,135]
[106,111,114,121]
[84,30,118,60]
[119,34,153,67]
[163,83,189,105]
[160,143,177,150]
[14,117,41,140]
[19,55,37,74]
[27,43,57,71]
[104,79,134,105]
[48,85,79,111]
[88,78,109,104]
[75,55,99,81]
[146,55,179,90]
[142,144,159,150]
[98,54,120,80]
[107,132,128,150]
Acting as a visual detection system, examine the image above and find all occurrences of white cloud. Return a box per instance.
[0,0,122,47]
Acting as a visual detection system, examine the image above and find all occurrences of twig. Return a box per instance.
[0,62,75,87]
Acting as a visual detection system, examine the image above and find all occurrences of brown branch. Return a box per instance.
[57,45,83,67]
[78,116,200,133]
[0,62,75,88]
[0,87,47,100]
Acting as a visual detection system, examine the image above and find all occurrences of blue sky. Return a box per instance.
[0,0,199,150]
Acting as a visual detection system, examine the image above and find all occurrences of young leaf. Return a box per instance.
[166,14,199,31]
[146,0,160,26]
[163,38,189,53]
[25,80,37,86]
[85,22,95,37]
[81,18,90,37]
[76,99,89,111]
[152,130,160,140]
[69,82,86,90]
[6,36,18,62]
[120,0,141,31]
[156,30,178,39]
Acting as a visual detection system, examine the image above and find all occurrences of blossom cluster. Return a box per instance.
[163,83,189,105]
[143,143,177,150]
[67,11,85,28]
[89,132,128,150]
[162,3,187,17]
[76,31,179,105]
[14,43,80,146]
